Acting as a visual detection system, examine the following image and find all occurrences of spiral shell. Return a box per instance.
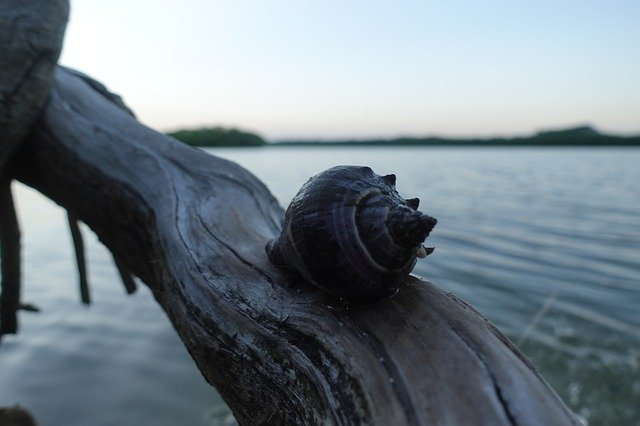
[266,165,437,301]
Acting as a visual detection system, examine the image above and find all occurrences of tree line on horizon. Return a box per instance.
[168,125,640,147]
[168,127,266,147]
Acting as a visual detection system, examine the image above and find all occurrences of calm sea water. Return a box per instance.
[1,147,639,425]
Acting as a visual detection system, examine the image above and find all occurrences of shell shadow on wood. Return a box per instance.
[266,165,437,301]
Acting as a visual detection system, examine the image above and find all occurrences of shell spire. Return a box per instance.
[387,206,437,248]
[382,174,396,186]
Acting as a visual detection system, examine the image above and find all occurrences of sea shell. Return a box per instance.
[266,165,437,301]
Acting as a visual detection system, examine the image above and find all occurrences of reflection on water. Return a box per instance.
[1,147,639,425]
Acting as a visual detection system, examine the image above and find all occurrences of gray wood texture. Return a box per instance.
[10,67,579,425]
[0,0,68,171]
[0,0,67,339]
[0,178,20,335]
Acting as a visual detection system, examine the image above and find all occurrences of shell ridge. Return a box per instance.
[338,197,388,274]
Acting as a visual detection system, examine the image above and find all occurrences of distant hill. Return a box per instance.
[535,125,600,139]
[167,125,639,147]
[274,126,640,146]
[168,127,266,147]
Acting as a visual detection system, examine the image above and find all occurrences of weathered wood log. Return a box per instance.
[0,0,68,338]
[10,66,579,425]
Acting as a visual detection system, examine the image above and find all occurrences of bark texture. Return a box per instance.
[0,0,68,338]
[0,0,68,169]
[10,67,579,425]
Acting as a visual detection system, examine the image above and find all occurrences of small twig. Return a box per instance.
[112,254,137,294]
[518,290,558,346]
[18,303,40,312]
[67,212,90,305]
[0,177,21,335]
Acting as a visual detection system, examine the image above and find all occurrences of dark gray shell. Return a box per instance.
[266,165,437,301]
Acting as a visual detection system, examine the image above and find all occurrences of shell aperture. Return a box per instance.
[266,165,437,301]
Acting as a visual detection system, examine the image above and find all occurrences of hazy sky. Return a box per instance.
[60,1,640,140]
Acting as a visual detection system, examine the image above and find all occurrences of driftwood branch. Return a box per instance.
[0,2,578,423]
[67,212,91,305]
[8,67,579,424]
[0,177,20,335]
[112,253,137,295]
[0,0,68,338]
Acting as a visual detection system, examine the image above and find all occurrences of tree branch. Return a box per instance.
[0,177,21,336]
[67,212,91,305]
[11,67,579,425]
[0,3,578,423]
[113,253,137,295]
[0,0,67,339]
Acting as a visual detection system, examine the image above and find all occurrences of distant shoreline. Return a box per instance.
[271,136,640,147]
[273,126,640,146]
[169,125,640,147]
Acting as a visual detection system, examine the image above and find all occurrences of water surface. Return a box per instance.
[1,147,638,425]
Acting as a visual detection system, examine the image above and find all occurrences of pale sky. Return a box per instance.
[60,1,640,140]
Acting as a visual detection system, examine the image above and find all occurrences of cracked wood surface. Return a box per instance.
[11,66,579,425]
